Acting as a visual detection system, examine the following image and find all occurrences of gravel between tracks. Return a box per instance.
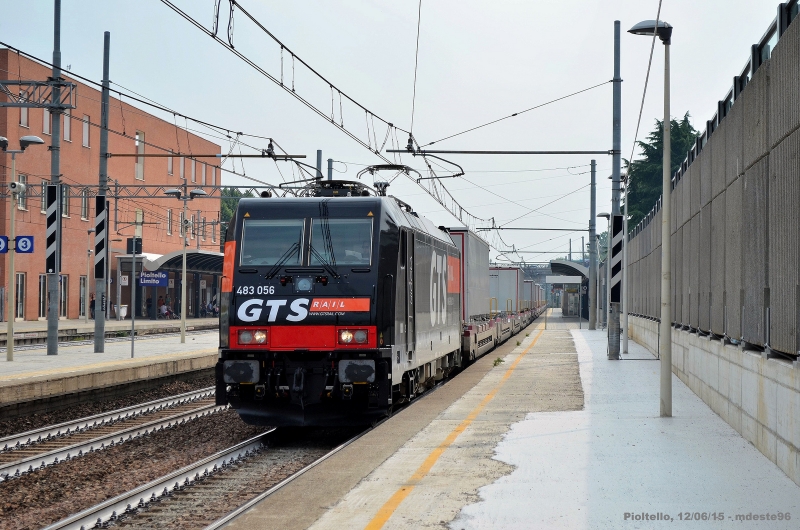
[0,409,268,530]
[0,375,215,439]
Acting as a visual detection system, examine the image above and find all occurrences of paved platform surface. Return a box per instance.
[225,312,800,529]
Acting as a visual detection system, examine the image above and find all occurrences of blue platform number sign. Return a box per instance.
[16,236,34,254]
[0,236,7,254]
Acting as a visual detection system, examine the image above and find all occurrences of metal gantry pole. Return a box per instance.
[327,158,333,180]
[181,198,188,343]
[130,242,136,358]
[660,40,673,417]
[95,31,110,353]
[588,160,597,330]
[7,154,17,361]
[608,20,623,359]
[47,0,63,356]
[623,173,629,354]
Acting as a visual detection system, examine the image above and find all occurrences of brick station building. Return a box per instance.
[0,48,223,321]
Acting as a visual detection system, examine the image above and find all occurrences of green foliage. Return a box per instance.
[624,112,699,227]
[493,357,505,367]
[220,187,255,244]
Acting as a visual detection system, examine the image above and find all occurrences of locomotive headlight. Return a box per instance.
[354,330,368,344]
[238,329,267,345]
[339,330,354,344]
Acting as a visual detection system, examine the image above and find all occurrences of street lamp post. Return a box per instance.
[629,19,674,417]
[0,135,45,361]
[165,187,207,343]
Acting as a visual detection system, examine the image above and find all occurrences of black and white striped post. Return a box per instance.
[608,213,624,359]
[45,184,61,356]
[94,196,107,352]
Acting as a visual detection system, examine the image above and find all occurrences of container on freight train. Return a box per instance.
[449,228,490,321]
[490,267,525,314]
[524,280,536,311]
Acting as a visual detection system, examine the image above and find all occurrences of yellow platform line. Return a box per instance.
[0,348,217,382]
[364,324,546,530]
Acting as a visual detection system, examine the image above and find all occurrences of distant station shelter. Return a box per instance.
[549,259,590,320]
[114,249,223,320]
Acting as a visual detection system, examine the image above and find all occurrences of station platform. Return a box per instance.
[224,312,800,529]
[0,321,218,417]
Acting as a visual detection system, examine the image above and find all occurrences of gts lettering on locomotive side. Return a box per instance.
[238,298,309,323]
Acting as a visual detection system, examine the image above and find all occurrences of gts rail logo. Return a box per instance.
[237,298,371,323]
[238,299,309,323]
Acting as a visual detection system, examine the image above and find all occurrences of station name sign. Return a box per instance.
[139,271,168,287]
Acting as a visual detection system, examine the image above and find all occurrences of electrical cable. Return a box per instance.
[410,0,423,134]
[420,80,612,147]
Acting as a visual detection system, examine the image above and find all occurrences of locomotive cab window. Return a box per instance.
[240,219,304,266]
[310,218,373,266]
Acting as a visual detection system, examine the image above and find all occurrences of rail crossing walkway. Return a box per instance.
[223,310,800,529]
[0,318,219,418]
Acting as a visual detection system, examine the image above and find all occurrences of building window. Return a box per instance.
[191,214,195,239]
[135,131,145,180]
[82,115,90,147]
[191,160,196,183]
[63,108,71,142]
[167,209,173,235]
[43,108,51,135]
[180,157,185,180]
[168,154,173,176]
[202,164,206,185]
[212,167,216,186]
[60,275,68,318]
[38,274,47,318]
[201,217,206,240]
[19,91,28,127]
[41,181,47,213]
[16,175,27,210]
[81,188,89,220]
[79,276,87,317]
[211,220,216,243]
[15,272,26,319]
[61,184,70,217]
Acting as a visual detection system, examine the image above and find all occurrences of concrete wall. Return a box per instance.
[629,315,800,486]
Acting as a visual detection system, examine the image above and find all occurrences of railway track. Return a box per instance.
[0,387,218,482]
[41,381,443,530]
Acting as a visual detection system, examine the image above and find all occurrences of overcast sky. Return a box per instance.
[1,0,780,262]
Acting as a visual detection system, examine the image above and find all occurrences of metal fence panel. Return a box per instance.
[726,83,745,187]
[689,213,700,328]
[769,13,800,153]
[681,167,692,227]
[681,224,690,325]
[693,147,704,214]
[710,191,726,335]
[709,117,726,204]
[692,138,712,208]
[725,176,743,339]
[699,205,712,332]
[672,231,678,322]
[768,131,800,355]
[743,61,770,172]
[742,156,769,346]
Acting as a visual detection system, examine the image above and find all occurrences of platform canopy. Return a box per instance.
[116,249,224,274]
[549,259,589,280]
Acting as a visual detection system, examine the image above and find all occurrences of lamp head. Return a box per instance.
[628,20,673,44]
[19,135,45,151]
[597,212,611,219]
[0,137,8,151]
[165,188,182,199]
[189,189,207,199]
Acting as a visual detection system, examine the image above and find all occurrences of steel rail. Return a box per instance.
[42,430,273,530]
[0,403,224,482]
[0,387,214,452]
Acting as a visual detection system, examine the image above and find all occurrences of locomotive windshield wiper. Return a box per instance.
[310,246,341,279]
[265,242,300,279]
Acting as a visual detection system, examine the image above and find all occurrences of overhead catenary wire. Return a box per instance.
[420,80,612,147]
[409,0,423,135]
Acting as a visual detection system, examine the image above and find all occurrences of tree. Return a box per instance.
[220,187,255,245]
[624,112,699,227]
